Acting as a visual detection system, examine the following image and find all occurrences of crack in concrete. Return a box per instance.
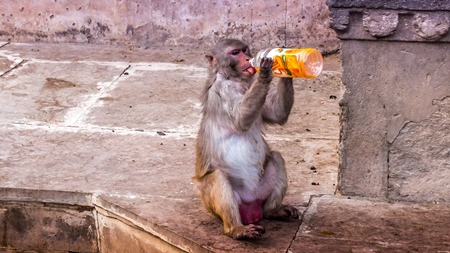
[0,41,10,49]
[62,65,131,126]
[0,46,28,77]
[286,194,325,253]
[286,218,301,253]
[432,95,450,105]
[387,119,414,145]
[388,94,450,145]
[0,59,27,77]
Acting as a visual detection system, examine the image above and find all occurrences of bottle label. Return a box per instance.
[255,48,302,77]
[252,48,323,78]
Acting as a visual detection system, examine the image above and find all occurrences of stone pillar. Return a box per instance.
[328,0,450,202]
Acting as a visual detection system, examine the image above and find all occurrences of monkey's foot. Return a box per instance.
[265,204,300,220]
[231,224,265,239]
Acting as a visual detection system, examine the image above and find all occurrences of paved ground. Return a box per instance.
[0,42,449,252]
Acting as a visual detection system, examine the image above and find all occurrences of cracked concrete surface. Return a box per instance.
[0,41,340,252]
[1,42,450,252]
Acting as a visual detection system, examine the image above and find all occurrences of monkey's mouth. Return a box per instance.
[243,66,257,76]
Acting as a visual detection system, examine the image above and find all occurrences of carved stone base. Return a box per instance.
[328,0,450,201]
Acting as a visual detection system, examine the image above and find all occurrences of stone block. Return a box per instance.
[328,1,450,42]
[389,98,450,202]
[97,209,184,253]
[327,0,450,10]
[329,0,450,201]
[291,195,450,251]
[338,40,450,199]
[3,202,97,252]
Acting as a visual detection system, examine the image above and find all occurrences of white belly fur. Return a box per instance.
[220,125,268,191]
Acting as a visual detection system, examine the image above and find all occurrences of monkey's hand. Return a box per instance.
[258,57,273,84]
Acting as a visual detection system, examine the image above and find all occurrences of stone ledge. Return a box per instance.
[0,189,98,252]
[327,0,450,11]
[0,188,304,252]
[3,188,450,252]
[328,2,450,42]
[0,188,189,253]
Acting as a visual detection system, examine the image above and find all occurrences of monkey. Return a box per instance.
[193,39,299,239]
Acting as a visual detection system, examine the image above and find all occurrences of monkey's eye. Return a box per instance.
[230,49,241,56]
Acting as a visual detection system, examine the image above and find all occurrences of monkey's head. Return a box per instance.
[205,39,257,81]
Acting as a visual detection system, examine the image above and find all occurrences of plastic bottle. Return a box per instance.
[249,48,323,78]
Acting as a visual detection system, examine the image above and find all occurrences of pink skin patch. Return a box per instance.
[239,199,265,225]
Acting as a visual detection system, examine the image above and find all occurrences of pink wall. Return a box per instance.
[1,0,338,52]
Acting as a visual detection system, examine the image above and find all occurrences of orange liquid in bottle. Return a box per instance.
[250,48,323,78]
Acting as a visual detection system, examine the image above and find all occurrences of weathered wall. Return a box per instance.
[329,0,450,201]
[0,189,188,253]
[96,207,185,253]
[0,189,98,252]
[0,0,338,52]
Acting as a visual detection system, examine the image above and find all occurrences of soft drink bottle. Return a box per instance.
[249,48,323,78]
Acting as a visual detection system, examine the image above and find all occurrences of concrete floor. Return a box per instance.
[0,42,449,252]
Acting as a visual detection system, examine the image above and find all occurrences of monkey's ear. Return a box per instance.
[205,55,217,67]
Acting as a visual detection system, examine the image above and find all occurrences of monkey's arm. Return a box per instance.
[234,80,270,132]
[233,58,273,132]
[262,78,294,125]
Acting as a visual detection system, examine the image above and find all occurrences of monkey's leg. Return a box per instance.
[260,151,300,220]
[198,170,266,239]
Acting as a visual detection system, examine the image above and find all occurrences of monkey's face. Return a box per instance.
[227,46,256,77]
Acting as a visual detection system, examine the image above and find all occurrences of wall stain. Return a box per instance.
[54,216,96,243]
[6,208,33,236]
[54,22,110,43]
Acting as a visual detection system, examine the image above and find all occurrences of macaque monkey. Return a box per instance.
[194,39,299,239]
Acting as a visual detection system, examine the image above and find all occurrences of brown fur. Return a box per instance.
[194,39,299,239]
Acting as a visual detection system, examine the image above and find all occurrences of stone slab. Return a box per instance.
[1,201,97,252]
[338,40,450,199]
[291,195,450,252]
[96,207,184,253]
[327,0,450,10]
[0,188,93,206]
[85,63,206,133]
[0,61,128,125]
[95,195,304,253]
